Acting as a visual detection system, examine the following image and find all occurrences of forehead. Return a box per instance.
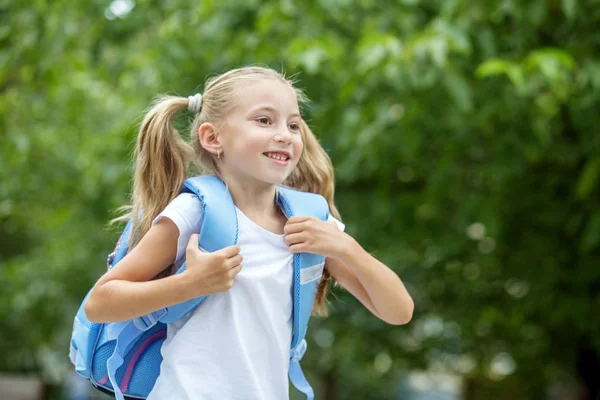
[233,78,300,114]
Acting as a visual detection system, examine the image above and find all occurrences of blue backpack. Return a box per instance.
[69,175,329,400]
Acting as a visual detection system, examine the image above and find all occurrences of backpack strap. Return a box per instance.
[157,175,238,323]
[277,186,329,400]
[105,175,238,400]
[182,175,239,251]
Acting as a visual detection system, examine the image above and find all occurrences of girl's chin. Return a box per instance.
[227,162,296,186]
[259,170,294,186]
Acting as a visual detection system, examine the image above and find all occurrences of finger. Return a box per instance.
[227,254,243,268]
[229,264,243,277]
[284,221,306,234]
[284,233,306,246]
[288,243,306,254]
[216,245,241,258]
[286,216,311,225]
[186,233,200,249]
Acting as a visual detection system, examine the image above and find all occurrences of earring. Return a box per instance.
[217,150,221,159]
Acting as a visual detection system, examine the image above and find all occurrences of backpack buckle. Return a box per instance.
[133,309,167,331]
[291,339,307,362]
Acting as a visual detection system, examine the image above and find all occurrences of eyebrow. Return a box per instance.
[251,105,301,119]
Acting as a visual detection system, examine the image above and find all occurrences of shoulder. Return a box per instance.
[169,192,203,211]
[152,193,205,262]
[153,193,204,232]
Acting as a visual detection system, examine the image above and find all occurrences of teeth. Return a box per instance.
[266,152,288,161]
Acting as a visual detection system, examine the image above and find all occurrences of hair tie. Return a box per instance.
[187,93,203,113]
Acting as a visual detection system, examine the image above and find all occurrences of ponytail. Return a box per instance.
[285,120,340,316]
[112,96,194,249]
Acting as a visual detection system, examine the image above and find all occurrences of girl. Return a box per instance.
[84,66,414,399]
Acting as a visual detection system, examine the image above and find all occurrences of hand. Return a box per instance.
[284,216,353,259]
[183,234,243,297]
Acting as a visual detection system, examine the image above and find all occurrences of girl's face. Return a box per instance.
[216,79,304,187]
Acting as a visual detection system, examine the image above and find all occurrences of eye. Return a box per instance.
[289,122,300,132]
[256,117,272,125]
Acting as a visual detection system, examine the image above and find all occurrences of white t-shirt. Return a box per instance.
[146,193,344,400]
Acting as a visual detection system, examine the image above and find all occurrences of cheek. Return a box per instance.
[293,136,304,160]
[225,128,265,157]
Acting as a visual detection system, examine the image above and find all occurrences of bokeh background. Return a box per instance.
[2,0,600,399]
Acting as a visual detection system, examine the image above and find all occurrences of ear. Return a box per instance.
[198,122,221,156]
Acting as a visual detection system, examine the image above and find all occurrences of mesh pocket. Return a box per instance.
[92,324,166,397]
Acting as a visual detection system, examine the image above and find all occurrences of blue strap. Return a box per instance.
[289,339,314,400]
[156,175,238,324]
[182,176,238,252]
[106,315,160,400]
[276,186,328,400]
[133,309,167,330]
[106,323,139,400]
[276,188,328,349]
[277,186,329,222]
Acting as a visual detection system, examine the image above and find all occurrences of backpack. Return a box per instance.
[69,175,328,400]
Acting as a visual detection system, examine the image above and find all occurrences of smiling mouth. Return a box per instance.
[263,152,290,162]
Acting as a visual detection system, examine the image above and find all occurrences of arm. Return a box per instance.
[84,218,243,323]
[284,217,414,325]
[326,246,414,325]
[84,218,192,323]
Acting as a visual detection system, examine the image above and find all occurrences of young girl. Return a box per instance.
[84,66,414,399]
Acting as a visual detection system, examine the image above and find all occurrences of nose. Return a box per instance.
[274,124,293,144]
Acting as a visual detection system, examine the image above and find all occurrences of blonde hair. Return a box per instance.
[114,66,339,315]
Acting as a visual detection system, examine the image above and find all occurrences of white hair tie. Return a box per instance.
[187,93,203,113]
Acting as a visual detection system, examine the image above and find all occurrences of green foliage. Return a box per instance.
[2,0,600,398]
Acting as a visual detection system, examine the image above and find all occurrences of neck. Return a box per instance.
[218,170,280,218]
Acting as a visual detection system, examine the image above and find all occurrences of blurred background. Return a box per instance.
[2,0,600,399]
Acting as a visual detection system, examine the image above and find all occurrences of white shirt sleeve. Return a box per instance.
[152,193,204,261]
